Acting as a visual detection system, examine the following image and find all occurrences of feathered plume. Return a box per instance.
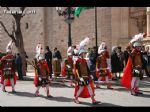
[130,33,146,44]
[35,43,44,60]
[98,41,106,54]
[67,46,73,53]
[67,46,73,56]
[6,40,13,53]
[79,37,90,49]
[36,43,43,55]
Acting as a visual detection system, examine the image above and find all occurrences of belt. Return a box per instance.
[100,68,107,70]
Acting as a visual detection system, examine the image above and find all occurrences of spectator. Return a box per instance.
[15,53,23,80]
[141,46,149,77]
[89,46,98,81]
[45,46,53,78]
[116,46,125,79]
[53,48,62,78]
[146,46,150,77]
[25,52,28,72]
[111,46,120,80]
[124,46,131,65]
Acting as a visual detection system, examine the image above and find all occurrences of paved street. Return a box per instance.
[0,72,150,107]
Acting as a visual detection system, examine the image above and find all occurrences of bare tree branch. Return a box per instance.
[6,7,10,11]
[20,7,26,12]
[6,7,17,19]
[0,21,16,43]
[20,7,26,18]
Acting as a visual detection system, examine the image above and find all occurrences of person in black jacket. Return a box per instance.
[141,46,149,77]
[89,46,98,81]
[124,46,132,65]
[15,53,23,80]
[146,46,150,77]
[111,46,120,80]
[45,46,53,78]
[116,46,125,79]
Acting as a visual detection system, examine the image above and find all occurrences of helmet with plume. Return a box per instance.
[98,41,106,54]
[67,46,73,56]
[6,40,13,53]
[35,43,44,61]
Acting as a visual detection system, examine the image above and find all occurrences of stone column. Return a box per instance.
[142,7,150,48]
[147,7,150,37]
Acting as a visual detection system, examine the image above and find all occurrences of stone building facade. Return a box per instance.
[0,7,147,59]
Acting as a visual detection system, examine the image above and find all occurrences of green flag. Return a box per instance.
[74,7,94,17]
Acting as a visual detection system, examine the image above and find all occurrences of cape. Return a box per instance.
[121,56,132,89]
[74,81,95,98]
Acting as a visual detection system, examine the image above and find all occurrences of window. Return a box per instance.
[25,23,29,29]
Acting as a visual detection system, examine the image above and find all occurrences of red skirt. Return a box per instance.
[74,81,95,98]
[1,74,17,86]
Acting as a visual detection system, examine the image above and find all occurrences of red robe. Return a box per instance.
[34,60,50,87]
[74,58,95,98]
[0,55,17,86]
[121,56,132,89]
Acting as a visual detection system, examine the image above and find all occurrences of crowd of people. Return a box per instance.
[0,33,149,104]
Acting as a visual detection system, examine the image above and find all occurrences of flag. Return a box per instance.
[74,7,94,17]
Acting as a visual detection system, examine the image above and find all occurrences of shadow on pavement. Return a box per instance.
[77,101,121,107]
[8,91,40,98]
[45,96,73,102]
[8,91,74,102]
[140,90,150,93]
[135,94,150,98]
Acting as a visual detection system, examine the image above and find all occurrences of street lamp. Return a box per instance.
[56,7,75,47]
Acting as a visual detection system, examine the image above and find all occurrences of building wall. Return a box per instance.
[0,7,147,59]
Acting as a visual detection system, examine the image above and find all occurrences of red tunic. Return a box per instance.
[96,52,112,81]
[34,60,50,87]
[0,55,17,86]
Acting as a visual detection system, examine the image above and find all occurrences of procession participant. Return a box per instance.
[121,33,146,96]
[96,42,113,89]
[0,41,17,93]
[74,37,101,105]
[33,44,52,97]
[61,46,74,86]
[0,51,6,77]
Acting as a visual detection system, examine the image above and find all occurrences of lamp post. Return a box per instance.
[56,7,75,47]
[95,7,98,54]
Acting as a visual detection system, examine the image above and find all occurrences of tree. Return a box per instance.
[0,7,27,76]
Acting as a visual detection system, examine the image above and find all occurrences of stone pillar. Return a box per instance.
[143,7,150,48]
[147,7,150,37]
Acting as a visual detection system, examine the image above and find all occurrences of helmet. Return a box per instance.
[38,54,45,61]
[133,42,141,47]
[99,49,105,54]
[78,48,87,55]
